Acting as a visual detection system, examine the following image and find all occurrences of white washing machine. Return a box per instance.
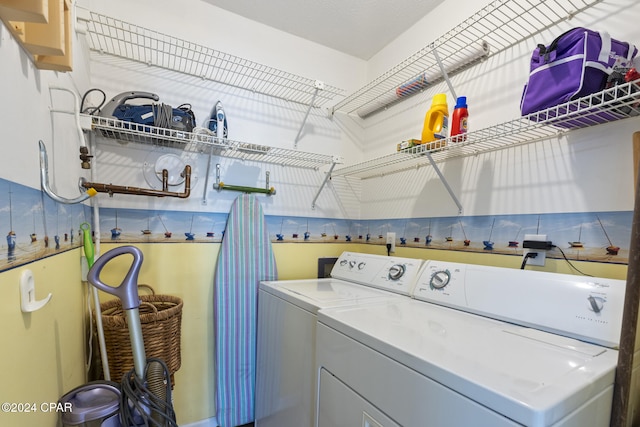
[316,260,626,427]
[255,251,424,427]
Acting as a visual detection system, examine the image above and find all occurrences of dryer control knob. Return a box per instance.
[430,270,451,289]
[388,264,406,280]
[358,262,366,270]
[349,260,357,268]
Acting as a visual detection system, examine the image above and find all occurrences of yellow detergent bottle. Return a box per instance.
[421,93,449,149]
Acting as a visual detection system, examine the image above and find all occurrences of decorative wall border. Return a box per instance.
[0,178,631,273]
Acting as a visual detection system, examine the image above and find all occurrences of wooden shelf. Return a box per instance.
[0,0,48,23]
[0,0,72,71]
[34,0,71,71]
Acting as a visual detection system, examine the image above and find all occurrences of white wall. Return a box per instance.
[354,0,640,218]
[1,0,638,222]
[0,10,92,192]
[71,0,367,219]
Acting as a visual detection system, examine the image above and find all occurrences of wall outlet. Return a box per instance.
[386,232,396,254]
[523,233,547,266]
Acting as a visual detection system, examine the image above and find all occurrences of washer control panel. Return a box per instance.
[413,260,626,348]
[331,252,424,296]
[413,261,467,308]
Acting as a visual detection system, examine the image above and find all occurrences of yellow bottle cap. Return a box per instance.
[432,93,447,106]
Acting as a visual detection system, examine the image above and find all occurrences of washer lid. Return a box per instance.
[260,278,401,313]
[317,299,619,426]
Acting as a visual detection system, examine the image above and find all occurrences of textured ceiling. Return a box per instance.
[201,0,445,60]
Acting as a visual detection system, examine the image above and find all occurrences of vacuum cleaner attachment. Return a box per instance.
[59,381,121,427]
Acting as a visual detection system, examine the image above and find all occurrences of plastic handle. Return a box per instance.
[100,91,160,118]
[87,246,144,310]
[80,222,94,269]
[108,91,159,105]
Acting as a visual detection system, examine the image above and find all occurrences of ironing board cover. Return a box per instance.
[214,194,278,427]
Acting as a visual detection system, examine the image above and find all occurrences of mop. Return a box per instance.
[214,194,278,427]
[88,245,178,427]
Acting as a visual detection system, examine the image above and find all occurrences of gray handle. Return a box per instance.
[88,246,144,310]
[100,91,160,118]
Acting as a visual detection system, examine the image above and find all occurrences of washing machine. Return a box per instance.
[316,260,626,427]
[255,251,424,427]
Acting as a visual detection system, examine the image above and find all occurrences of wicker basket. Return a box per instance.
[99,285,183,383]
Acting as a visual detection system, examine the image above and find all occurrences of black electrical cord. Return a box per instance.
[80,88,107,115]
[386,243,392,256]
[520,251,537,269]
[551,245,593,277]
[520,245,593,276]
[120,357,178,427]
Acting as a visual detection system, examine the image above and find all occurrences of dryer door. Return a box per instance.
[317,368,400,427]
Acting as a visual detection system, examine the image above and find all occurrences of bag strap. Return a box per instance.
[538,27,584,62]
[597,31,637,69]
[626,43,637,63]
[598,31,612,63]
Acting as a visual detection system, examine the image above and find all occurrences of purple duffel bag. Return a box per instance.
[520,27,637,118]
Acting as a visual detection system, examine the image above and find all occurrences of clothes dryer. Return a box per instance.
[256,251,423,427]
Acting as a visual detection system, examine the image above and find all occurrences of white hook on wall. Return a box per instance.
[20,269,52,313]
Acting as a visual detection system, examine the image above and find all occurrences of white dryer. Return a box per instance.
[316,260,626,427]
[255,251,424,427]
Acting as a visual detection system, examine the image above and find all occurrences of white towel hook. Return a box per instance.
[20,269,52,313]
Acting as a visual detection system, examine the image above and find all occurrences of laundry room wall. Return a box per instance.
[0,1,369,425]
[355,0,639,219]
[75,0,367,220]
[0,4,94,426]
[1,0,639,426]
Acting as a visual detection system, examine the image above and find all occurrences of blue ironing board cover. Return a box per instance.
[214,194,278,427]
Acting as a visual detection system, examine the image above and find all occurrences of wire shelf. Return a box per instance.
[332,81,640,179]
[88,115,337,170]
[82,11,344,108]
[331,0,601,117]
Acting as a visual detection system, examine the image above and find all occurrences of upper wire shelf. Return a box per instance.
[332,81,640,178]
[331,0,601,117]
[88,115,337,170]
[81,10,345,108]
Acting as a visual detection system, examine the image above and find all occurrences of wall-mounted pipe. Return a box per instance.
[81,165,192,198]
[48,86,93,169]
[213,164,275,195]
[39,140,97,204]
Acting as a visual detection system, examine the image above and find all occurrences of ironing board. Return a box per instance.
[214,194,278,427]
